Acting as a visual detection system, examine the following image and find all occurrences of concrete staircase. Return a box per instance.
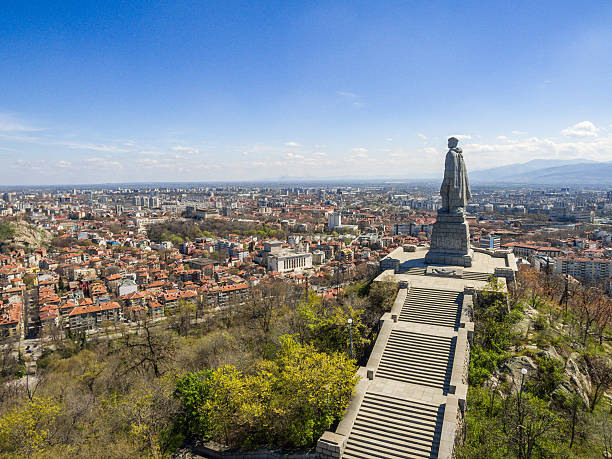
[317,282,475,459]
[342,392,444,459]
[402,267,427,276]
[462,271,492,282]
[376,330,456,392]
[399,287,463,329]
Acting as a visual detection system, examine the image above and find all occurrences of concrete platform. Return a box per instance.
[378,245,517,286]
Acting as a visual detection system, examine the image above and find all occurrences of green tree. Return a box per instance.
[260,335,358,447]
[527,355,563,400]
[298,291,370,358]
[0,222,14,241]
[457,387,507,459]
[0,397,62,456]
[173,370,214,439]
[203,365,251,445]
[23,273,37,290]
[172,335,358,449]
[469,280,519,386]
[367,281,398,315]
[501,392,565,459]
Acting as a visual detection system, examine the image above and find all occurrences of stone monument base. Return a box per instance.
[425,211,473,267]
[425,249,473,267]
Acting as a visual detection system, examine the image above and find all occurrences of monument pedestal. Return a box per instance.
[425,211,473,267]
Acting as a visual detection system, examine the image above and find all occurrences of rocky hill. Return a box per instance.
[0,219,52,252]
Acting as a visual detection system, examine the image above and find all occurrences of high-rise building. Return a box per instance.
[328,212,341,231]
[554,256,612,282]
[479,235,501,249]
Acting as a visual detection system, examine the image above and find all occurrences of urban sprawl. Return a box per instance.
[1,183,612,347]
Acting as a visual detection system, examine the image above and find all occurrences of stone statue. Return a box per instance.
[425,136,473,267]
[440,137,471,213]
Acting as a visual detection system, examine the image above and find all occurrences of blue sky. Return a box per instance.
[1,1,612,185]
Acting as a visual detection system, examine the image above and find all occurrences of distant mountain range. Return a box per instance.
[470,159,612,185]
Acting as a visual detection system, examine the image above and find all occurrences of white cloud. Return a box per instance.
[65,142,128,152]
[337,91,364,108]
[0,114,41,132]
[561,121,598,138]
[463,133,612,169]
[337,91,359,99]
[286,152,304,159]
[137,150,166,156]
[13,159,47,171]
[137,158,159,166]
[312,152,327,157]
[84,157,123,169]
[285,141,301,147]
[417,133,427,140]
[386,138,393,142]
[172,145,199,154]
[352,147,368,153]
[56,160,72,168]
[420,147,438,155]
[511,130,526,135]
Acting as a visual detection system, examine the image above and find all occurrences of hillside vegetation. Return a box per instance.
[458,267,612,458]
[147,220,287,244]
[0,279,397,457]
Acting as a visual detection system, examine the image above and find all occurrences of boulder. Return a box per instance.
[563,354,592,406]
[537,347,562,362]
[513,304,538,337]
[501,355,537,388]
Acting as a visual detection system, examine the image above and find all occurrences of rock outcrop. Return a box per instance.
[0,220,51,251]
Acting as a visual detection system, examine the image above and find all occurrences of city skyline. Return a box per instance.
[2,1,612,185]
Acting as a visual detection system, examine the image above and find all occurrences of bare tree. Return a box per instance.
[119,318,175,378]
[584,354,612,412]
[570,285,602,345]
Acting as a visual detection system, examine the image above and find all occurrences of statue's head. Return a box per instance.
[448,137,459,149]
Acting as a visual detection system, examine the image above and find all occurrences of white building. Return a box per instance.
[479,235,501,249]
[118,279,138,297]
[267,250,313,273]
[312,250,326,265]
[328,212,342,231]
[554,257,612,282]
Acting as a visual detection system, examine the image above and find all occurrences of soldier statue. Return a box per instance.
[440,137,471,213]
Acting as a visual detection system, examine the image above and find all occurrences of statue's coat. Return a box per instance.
[440,147,471,212]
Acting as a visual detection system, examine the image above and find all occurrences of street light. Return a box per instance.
[518,369,528,419]
[347,318,354,360]
[518,368,528,453]
[519,367,528,406]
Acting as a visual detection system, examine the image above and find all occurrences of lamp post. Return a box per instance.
[518,367,528,413]
[519,367,527,399]
[518,367,528,458]
[347,318,354,360]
